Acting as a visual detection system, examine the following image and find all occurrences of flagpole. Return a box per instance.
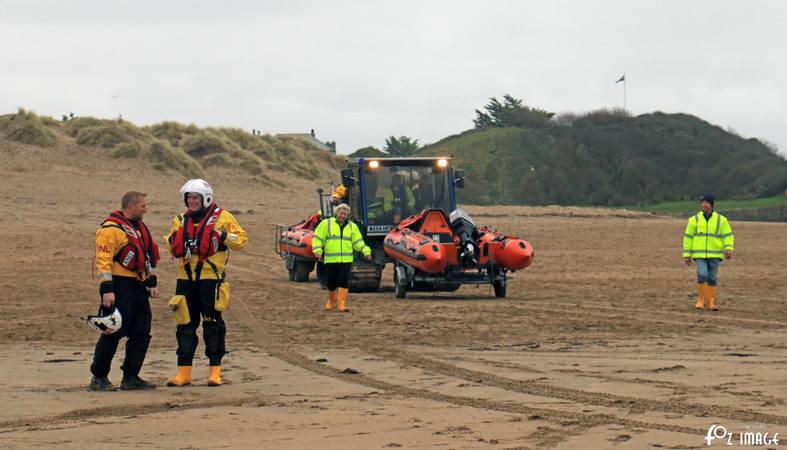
[615,74,627,111]
[623,73,627,111]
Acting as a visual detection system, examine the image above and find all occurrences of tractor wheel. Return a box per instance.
[493,279,506,298]
[293,262,310,282]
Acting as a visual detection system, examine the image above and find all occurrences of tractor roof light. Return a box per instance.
[368,160,380,169]
[437,159,448,168]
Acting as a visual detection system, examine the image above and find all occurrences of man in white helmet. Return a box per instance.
[164,179,247,387]
[90,191,160,391]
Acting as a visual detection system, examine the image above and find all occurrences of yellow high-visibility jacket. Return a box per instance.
[383,186,415,213]
[312,217,371,263]
[95,221,145,284]
[165,209,248,280]
[682,211,734,259]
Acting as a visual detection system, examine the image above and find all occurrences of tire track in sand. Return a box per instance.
[0,397,264,433]
[228,294,709,436]
[357,344,787,428]
[236,265,786,433]
[233,259,787,332]
[520,300,787,330]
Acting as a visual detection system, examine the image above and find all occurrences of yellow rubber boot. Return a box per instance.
[695,284,706,309]
[166,366,192,387]
[707,286,718,311]
[337,288,350,313]
[324,290,337,311]
[208,366,222,386]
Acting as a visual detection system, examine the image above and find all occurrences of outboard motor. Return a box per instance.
[449,208,480,267]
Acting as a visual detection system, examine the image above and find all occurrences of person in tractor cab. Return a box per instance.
[412,171,436,211]
[383,173,415,222]
[312,203,371,312]
[330,184,347,206]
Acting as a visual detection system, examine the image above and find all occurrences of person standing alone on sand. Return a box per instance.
[683,194,734,311]
[90,191,160,390]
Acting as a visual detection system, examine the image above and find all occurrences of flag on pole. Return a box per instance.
[615,74,625,84]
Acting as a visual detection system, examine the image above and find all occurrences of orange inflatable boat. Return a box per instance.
[279,212,320,260]
[478,227,534,271]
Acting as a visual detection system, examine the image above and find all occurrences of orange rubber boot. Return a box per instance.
[707,286,718,311]
[166,366,192,387]
[337,288,350,313]
[695,284,706,309]
[324,290,337,311]
[208,366,222,386]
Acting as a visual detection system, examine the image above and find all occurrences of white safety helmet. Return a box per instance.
[179,179,214,208]
[83,306,122,335]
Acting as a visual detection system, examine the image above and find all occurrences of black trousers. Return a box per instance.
[91,276,151,379]
[325,263,352,291]
[175,278,226,366]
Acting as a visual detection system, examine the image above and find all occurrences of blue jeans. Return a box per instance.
[695,258,720,286]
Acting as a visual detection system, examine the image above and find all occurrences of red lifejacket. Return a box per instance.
[103,211,160,274]
[170,204,225,262]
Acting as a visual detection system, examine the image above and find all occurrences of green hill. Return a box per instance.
[418,111,787,207]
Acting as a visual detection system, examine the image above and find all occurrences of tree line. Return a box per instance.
[421,95,787,205]
[350,95,787,206]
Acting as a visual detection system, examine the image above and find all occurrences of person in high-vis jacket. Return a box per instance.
[383,173,415,222]
[91,191,160,391]
[312,203,371,312]
[683,194,734,311]
[330,183,347,205]
[164,179,247,387]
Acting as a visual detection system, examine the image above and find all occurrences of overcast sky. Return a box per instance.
[2,1,785,156]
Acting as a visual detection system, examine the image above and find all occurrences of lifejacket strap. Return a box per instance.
[184,261,197,283]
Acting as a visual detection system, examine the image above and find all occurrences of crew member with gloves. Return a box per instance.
[165,179,247,387]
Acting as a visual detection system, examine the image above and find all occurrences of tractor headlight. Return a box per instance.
[437,159,448,168]
[368,160,380,169]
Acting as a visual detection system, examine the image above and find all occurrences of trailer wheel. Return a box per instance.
[493,279,506,298]
[394,266,407,299]
[288,268,295,281]
[395,281,407,299]
[293,261,310,282]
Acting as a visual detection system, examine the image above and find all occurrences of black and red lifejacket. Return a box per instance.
[102,211,160,274]
[169,203,225,262]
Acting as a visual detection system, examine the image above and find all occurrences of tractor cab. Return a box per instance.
[337,157,464,239]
